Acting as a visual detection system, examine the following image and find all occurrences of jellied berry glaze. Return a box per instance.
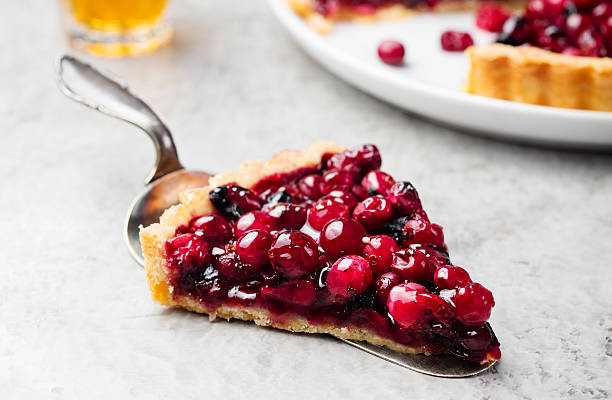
[166,144,500,363]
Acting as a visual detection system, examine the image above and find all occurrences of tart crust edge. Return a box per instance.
[139,140,427,354]
[465,43,612,111]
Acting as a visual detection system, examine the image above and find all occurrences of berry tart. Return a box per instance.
[141,142,500,364]
[465,0,612,111]
[288,0,519,33]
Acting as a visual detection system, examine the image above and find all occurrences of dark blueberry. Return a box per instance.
[496,16,531,46]
[382,215,411,242]
[265,188,293,207]
[563,1,578,16]
[346,287,379,311]
[209,184,261,221]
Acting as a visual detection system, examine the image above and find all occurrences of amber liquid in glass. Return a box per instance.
[63,0,172,57]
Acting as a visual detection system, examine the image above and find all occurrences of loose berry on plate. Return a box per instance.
[353,196,394,232]
[269,231,320,279]
[326,255,373,299]
[319,217,367,259]
[378,40,406,65]
[363,234,399,275]
[452,282,495,325]
[440,31,474,52]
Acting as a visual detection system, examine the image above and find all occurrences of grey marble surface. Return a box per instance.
[2,1,611,398]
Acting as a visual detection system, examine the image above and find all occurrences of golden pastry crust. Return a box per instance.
[465,44,612,111]
[139,141,429,355]
[288,0,524,34]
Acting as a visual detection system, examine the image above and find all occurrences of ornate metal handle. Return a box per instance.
[57,55,183,183]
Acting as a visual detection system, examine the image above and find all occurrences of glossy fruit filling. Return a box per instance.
[166,144,500,363]
[496,0,612,57]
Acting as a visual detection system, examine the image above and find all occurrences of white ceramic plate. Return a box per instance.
[268,0,612,148]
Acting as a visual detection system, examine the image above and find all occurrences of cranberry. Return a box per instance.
[261,279,317,306]
[361,170,395,196]
[386,282,430,328]
[297,174,324,200]
[387,181,422,216]
[496,16,534,46]
[440,31,474,52]
[565,13,591,38]
[269,231,320,278]
[234,211,276,237]
[326,144,381,181]
[353,196,394,232]
[165,233,210,271]
[476,3,511,32]
[323,190,358,210]
[209,184,262,220]
[377,40,405,65]
[434,265,472,289]
[454,323,494,353]
[374,271,401,304]
[307,198,350,230]
[593,3,612,20]
[321,170,355,194]
[452,283,495,325]
[363,235,399,275]
[266,203,307,230]
[390,248,437,282]
[401,219,445,248]
[235,230,273,268]
[189,214,233,244]
[326,255,373,299]
[409,244,450,267]
[319,217,367,259]
[215,251,259,280]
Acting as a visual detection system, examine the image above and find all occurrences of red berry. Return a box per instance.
[266,203,307,230]
[401,219,445,248]
[321,170,355,194]
[261,279,317,306]
[476,3,511,33]
[165,233,210,271]
[319,217,367,259]
[363,235,399,275]
[353,196,394,232]
[215,250,259,280]
[269,231,320,279]
[189,214,233,244]
[440,31,474,52]
[323,190,359,210]
[326,255,373,299]
[374,271,401,304]
[209,184,262,220]
[386,283,430,328]
[452,283,495,325]
[235,229,273,268]
[386,181,422,216]
[307,198,350,230]
[326,144,381,181]
[297,174,324,200]
[455,323,494,353]
[434,265,472,289]
[390,248,437,282]
[234,211,276,237]
[377,40,406,65]
[360,170,396,196]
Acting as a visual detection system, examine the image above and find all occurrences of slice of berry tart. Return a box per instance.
[140,142,500,364]
[465,0,612,111]
[288,0,520,33]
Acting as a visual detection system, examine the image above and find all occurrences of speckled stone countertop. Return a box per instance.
[1,1,611,398]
